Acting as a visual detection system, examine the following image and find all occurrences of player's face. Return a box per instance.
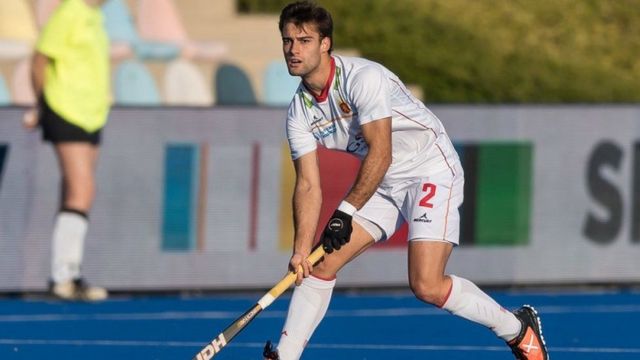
[281,22,329,78]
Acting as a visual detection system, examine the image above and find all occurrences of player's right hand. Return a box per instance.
[289,252,311,286]
[22,108,39,130]
[321,209,353,254]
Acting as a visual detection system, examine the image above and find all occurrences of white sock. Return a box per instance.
[51,211,88,284]
[441,275,521,341]
[277,275,336,360]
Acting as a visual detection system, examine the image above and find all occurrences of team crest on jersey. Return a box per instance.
[339,101,351,114]
[333,67,351,114]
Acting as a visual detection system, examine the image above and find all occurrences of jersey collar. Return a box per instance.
[305,56,335,103]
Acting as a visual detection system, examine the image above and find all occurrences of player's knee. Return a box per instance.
[310,260,338,280]
[410,280,448,306]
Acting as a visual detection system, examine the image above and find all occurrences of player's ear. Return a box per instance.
[320,36,331,52]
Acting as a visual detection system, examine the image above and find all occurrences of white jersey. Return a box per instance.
[286,55,460,187]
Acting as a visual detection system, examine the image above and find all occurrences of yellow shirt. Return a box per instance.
[36,0,110,133]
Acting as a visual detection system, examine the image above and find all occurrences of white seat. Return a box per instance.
[164,59,212,106]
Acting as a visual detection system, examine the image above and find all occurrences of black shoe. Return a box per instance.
[263,340,279,360]
[507,305,549,360]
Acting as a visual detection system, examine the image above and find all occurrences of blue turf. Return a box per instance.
[0,289,638,359]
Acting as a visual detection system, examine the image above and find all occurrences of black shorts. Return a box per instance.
[39,98,102,145]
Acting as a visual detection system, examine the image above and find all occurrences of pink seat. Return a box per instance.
[109,41,134,60]
[136,0,227,61]
[35,0,62,29]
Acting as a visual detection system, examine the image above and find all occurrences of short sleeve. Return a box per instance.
[36,2,74,58]
[349,65,392,125]
[286,105,317,160]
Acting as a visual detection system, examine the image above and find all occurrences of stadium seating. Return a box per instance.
[214,63,257,105]
[101,0,136,60]
[34,0,61,29]
[0,74,11,106]
[263,60,300,106]
[136,0,227,61]
[163,59,212,106]
[0,0,352,106]
[102,0,180,61]
[114,59,161,105]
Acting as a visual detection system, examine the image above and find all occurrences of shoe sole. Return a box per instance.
[522,304,549,360]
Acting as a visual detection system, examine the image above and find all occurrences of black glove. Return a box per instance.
[321,209,353,254]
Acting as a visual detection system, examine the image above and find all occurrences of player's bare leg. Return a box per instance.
[408,240,520,334]
[408,240,547,359]
[50,142,107,301]
[312,222,375,278]
[267,222,375,360]
[55,142,98,212]
[407,240,454,306]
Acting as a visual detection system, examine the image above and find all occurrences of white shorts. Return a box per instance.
[355,163,464,245]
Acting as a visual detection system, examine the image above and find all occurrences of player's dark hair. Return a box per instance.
[279,1,333,53]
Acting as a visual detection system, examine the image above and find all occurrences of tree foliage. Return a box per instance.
[238,0,640,102]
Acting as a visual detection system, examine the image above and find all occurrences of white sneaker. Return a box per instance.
[51,278,108,301]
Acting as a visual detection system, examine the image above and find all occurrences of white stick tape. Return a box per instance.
[257,294,276,309]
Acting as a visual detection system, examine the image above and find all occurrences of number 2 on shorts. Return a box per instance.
[419,183,436,208]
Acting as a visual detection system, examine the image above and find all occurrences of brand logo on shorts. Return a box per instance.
[413,213,432,223]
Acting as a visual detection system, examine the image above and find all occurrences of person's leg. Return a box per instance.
[404,163,522,340]
[274,222,375,360]
[269,187,399,360]
[50,142,106,300]
[51,142,97,282]
[408,241,521,340]
[55,142,98,212]
[405,164,547,359]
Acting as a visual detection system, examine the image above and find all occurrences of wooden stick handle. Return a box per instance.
[258,245,326,309]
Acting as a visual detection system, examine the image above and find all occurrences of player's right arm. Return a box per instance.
[290,150,322,285]
[31,51,48,99]
[24,2,71,130]
[22,51,48,129]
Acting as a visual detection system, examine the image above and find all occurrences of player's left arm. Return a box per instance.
[319,65,392,254]
[344,117,392,209]
[320,117,391,254]
[343,64,393,209]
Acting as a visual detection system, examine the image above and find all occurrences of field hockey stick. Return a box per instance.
[192,245,326,360]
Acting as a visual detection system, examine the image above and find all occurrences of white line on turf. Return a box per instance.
[0,339,638,354]
[1,304,640,322]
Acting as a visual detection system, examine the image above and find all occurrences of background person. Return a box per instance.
[264,2,548,359]
[23,0,110,301]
